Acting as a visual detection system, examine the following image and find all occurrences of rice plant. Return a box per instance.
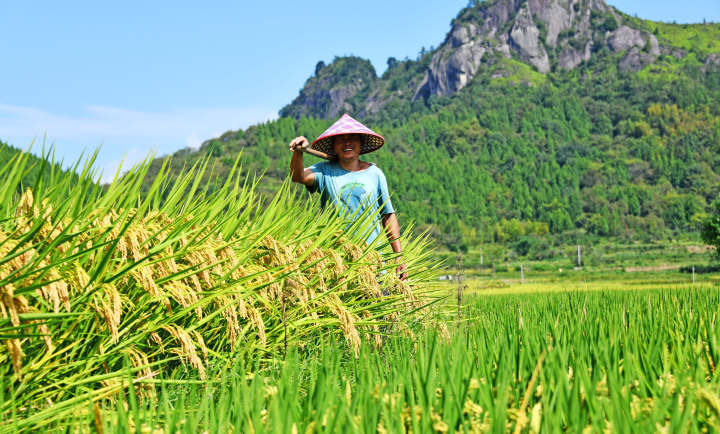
[0,146,442,431]
[14,287,720,432]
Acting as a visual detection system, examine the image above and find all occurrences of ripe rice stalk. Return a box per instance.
[0,147,440,426]
[36,267,70,313]
[326,294,362,357]
[162,325,206,379]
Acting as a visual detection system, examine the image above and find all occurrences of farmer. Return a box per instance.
[289,113,407,280]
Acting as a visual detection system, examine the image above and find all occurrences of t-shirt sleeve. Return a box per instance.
[306,163,325,193]
[377,168,395,215]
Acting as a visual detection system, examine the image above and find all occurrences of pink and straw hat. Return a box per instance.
[311,113,385,156]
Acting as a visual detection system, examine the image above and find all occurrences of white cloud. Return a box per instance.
[185,132,204,150]
[0,103,276,182]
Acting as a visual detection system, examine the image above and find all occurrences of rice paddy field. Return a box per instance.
[2,148,720,432]
[8,287,720,433]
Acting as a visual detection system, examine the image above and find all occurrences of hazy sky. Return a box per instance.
[1,1,718,180]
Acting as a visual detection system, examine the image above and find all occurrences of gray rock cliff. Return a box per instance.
[413,0,661,100]
[281,0,684,119]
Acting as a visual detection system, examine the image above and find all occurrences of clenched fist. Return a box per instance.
[289,136,309,153]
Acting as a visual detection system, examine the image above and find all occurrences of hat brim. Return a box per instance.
[311,132,384,158]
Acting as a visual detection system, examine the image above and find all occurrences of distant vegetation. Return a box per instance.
[0,141,74,190]
[702,196,720,261]
[3,10,720,257]
[142,39,720,251]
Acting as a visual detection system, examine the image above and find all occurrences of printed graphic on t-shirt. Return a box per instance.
[338,182,367,213]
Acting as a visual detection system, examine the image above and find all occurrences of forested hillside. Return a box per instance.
[132,1,720,248]
[0,142,74,189]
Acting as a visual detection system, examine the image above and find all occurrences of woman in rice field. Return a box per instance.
[289,113,407,280]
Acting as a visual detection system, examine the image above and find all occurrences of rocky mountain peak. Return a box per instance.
[414,0,660,100]
[280,57,377,120]
[281,0,667,119]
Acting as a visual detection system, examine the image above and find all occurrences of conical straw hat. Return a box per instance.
[311,114,385,156]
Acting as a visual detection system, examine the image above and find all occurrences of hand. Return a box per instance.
[395,257,407,280]
[289,136,309,153]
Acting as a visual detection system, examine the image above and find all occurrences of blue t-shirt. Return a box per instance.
[307,161,395,244]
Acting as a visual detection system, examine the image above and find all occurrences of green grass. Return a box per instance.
[488,58,548,87]
[435,238,719,295]
[434,238,715,276]
[647,21,720,57]
[15,287,720,432]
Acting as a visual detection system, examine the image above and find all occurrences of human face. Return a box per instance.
[332,134,361,162]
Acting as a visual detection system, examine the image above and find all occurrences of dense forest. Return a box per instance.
[141,34,720,250]
[0,142,74,190]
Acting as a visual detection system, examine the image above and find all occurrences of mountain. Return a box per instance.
[138,0,720,252]
[0,142,74,190]
[281,0,717,120]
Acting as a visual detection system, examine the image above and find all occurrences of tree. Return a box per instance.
[701,197,720,261]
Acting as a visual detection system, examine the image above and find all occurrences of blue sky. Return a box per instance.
[1,1,718,180]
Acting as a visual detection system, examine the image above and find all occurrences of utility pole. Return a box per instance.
[692,265,696,284]
[577,244,582,267]
[520,264,525,284]
[456,251,464,322]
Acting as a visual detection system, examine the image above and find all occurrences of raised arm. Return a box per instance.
[382,212,407,280]
[289,136,315,187]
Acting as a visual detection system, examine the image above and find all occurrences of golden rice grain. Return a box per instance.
[530,402,542,433]
[215,295,240,346]
[149,331,164,350]
[163,325,206,379]
[16,187,34,218]
[346,245,365,262]
[186,251,214,287]
[327,295,361,356]
[191,330,209,363]
[37,322,53,353]
[362,310,383,348]
[247,306,266,345]
[183,272,201,292]
[68,263,91,292]
[7,337,25,378]
[37,268,70,312]
[9,246,35,271]
[165,281,202,319]
[126,347,154,380]
[327,250,347,277]
[0,283,17,325]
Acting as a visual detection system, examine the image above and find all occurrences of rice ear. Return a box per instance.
[327,295,361,357]
[1,283,19,326]
[247,306,266,346]
[162,325,206,379]
[16,187,34,218]
[7,338,24,379]
[215,295,240,346]
[38,322,54,353]
[191,330,209,363]
[67,263,91,293]
[37,268,70,312]
[149,331,164,351]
